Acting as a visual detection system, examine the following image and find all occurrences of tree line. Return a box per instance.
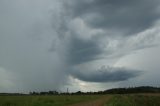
[29,86,160,95]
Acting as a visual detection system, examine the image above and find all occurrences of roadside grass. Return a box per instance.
[0,95,101,106]
[105,94,160,106]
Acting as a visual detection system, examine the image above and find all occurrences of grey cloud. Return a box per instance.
[0,0,159,93]
[65,0,160,35]
[52,0,160,67]
[71,66,142,82]
[65,35,103,65]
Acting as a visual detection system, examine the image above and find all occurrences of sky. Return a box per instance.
[0,0,160,93]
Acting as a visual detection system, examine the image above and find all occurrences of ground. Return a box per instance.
[0,94,160,106]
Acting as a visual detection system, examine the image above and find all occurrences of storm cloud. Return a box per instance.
[70,66,142,82]
[65,0,160,35]
[0,0,160,92]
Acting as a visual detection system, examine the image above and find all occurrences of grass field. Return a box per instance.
[0,94,160,106]
[105,94,160,106]
[0,95,101,106]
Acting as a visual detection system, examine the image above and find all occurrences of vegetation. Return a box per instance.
[28,86,160,95]
[0,86,160,106]
[104,86,160,94]
[0,94,160,106]
[106,94,160,106]
[0,95,101,106]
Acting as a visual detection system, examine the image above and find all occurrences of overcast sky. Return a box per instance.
[0,0,160,93]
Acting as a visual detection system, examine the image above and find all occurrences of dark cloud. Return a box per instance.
[65,35,103,65]
[70,66,142,82]
[66,0,160,35]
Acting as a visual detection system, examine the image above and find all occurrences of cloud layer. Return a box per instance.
[0,0,160,92]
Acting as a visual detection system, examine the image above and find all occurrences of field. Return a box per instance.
[105,94,160,106]
[0,95,101,106]
[0,94,160,106]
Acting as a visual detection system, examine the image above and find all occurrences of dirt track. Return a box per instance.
[69,96,111,106]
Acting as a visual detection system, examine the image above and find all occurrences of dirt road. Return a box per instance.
[69,95,111,106]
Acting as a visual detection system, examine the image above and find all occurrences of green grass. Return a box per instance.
[105,94,160,106]
[0,95,101,106]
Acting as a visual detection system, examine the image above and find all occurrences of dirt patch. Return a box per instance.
[69,95,111,106]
